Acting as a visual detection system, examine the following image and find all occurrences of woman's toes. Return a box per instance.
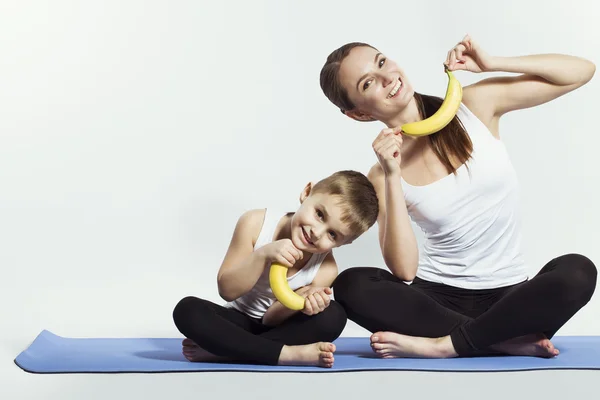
[182,338,193,345]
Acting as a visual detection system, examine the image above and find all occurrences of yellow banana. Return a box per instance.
[401,68,462,137]
[269,263,305,310]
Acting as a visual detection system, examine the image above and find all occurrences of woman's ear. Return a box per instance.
[344,109,376,122]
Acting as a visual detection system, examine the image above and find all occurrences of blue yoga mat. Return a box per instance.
[14,330,600,373]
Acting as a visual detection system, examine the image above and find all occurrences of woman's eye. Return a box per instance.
[379,58,386,68]
[363,80,371,91]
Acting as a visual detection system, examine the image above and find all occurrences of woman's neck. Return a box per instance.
[382,96,422,129]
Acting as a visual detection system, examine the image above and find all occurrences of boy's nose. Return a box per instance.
[311,226,324,241]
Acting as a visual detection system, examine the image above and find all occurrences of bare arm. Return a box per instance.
[262,252,338,326]
[462,53,595,134]
[216,209,270,302]
[368,164,418,281]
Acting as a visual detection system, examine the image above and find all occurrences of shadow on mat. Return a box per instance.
[134,351,187,362]
[133,351,266,366]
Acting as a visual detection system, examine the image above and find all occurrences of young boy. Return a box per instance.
[172,170,379,368]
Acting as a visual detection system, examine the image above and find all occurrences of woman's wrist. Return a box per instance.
[484,55,509,73]
[384,166,402,179]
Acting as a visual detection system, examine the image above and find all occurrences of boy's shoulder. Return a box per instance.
[239,208,267,223]
[238,208,267,231]
[236,208,268,247]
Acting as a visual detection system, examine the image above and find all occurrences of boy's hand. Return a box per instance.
[260,239,303,268]
[295,286,333,316]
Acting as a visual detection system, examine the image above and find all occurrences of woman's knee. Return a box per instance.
[172,296,203,326]
[556,253,597,302]
[332,267,380,303]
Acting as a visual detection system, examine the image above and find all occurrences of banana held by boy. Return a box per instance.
[269,263,305,310]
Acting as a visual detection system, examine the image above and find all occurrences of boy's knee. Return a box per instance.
[319,301,348,340]
[328,301,348,328]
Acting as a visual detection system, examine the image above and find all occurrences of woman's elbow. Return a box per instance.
[586,60,596,82]
[579,59,596,85]
[396,270,417,282]
[384,258,418,282]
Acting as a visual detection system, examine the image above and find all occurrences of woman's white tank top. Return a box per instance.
[401,103,529,289]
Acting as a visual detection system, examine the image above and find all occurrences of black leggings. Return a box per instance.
[332,253,597,356]
[172,297,347,365]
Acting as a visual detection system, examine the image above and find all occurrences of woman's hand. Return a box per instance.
[372,127,403,177]
[445,34,495,73]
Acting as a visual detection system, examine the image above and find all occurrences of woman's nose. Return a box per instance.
[380,72,395,88]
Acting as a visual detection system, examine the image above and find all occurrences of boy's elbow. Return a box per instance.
[217,288,235,302]
[217,279,237,302]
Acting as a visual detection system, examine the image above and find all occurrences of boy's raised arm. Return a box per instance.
[216,209,268,301]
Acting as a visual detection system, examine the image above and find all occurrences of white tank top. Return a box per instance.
[401,103,529,289]
[224,208,328,319]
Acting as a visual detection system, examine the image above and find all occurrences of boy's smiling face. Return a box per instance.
[290,184,355,254]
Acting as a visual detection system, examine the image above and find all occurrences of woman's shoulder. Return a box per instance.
[462,84,502,138]
[367,163,385,184]
[368,162,383,176]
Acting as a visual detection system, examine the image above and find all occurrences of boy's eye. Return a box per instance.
[316,210,324,220]
[329,231,337,239]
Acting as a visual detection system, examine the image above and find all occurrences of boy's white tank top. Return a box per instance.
[401,103,529,289]
[224,208,327,319]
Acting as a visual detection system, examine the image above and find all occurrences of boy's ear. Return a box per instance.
[299,182,313,203]
[344,109,376,122]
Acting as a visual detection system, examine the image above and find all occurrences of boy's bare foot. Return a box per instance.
[181,338,226,362]
[370,332,458,359]
[278,342,336,368]
[491,334,559,358]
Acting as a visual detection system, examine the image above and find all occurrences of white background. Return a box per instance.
[1,1,599,399]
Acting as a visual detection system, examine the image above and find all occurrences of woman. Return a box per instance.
[319,34,597,358]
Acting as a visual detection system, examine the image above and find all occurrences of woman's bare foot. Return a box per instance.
[370,332,458,359]
[278,342,336,368]
[181,338,227,362]
[491,334,559,358]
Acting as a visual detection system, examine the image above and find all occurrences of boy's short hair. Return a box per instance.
[311,170,379,239]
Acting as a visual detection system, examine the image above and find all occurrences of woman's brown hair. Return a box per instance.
[320,42,472,175]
